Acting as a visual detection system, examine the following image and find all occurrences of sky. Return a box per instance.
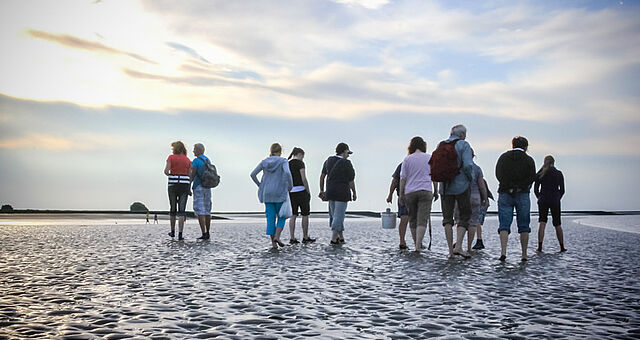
[1,0,639,212]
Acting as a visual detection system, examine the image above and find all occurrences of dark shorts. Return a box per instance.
[398,202,408,217]
[538,200,561,226]
[168,183,189,217]
[290,190,311,216]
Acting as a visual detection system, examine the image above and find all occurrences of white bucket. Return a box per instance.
[381,208,397,229]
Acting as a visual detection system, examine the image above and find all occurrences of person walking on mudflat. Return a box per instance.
[495,136,536,261]
[430,124,474,258]
[535,155,566,253]
[287,147,315,244]
[191,143,213,240]
[399,137,439,252]
[164,141,192,240]
[386,162,410,250]
[251,143,293,249]
[319,142,357,245]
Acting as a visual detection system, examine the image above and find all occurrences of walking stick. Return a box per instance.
[428,216,432,250]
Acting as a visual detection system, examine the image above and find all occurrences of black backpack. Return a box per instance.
[197,156,220,188]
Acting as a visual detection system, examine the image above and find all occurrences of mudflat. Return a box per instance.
[1,216,639,339]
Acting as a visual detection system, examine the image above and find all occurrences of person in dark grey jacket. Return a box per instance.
[251,143,293,249]
[319,142,357,245]
[495,136,536,261]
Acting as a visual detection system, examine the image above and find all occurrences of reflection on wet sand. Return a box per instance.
[1,217,639,338]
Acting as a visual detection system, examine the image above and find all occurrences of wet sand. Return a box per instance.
[1,216,639,339]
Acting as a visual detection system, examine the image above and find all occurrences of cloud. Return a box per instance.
[27,29,156,64]
[166,42,210,63]
[0,133,128,151]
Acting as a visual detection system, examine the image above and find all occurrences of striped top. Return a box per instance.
[167,154,191,186]
[168,174,191,185]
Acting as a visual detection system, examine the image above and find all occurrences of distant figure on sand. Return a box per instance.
[386,162,410,249]
[319,142,357,245]
[164,141,192,240]
[146,212,150,224]
[251,143,293,248]
[154,214,158,224]
[288,147,316,244]
[535,155,566,252]
[432,124,474,258]
[399,136,438,252]
[495,136,536,261]
[191,143,213,240]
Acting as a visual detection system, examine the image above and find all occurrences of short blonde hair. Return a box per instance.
[171,141,187,155]
[270,143,282,156]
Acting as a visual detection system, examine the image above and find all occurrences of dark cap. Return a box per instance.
[335,142,353,155]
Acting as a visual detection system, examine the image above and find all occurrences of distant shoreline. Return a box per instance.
[1,209,639,218]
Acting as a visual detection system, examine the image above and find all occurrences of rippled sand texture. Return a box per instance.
[1,217,639,339]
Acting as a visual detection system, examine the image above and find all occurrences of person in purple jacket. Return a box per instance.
[534,155,567,253]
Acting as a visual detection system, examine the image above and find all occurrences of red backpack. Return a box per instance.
[429,139,460,182]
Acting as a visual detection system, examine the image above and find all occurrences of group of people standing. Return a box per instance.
[164,124,566,261]
[386,125,566,261]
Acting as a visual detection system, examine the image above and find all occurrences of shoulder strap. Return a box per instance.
[327,157,344,178]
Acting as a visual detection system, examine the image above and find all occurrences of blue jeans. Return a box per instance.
[498,193,531,234]
[329,201,348,231]
[265,202,286,236]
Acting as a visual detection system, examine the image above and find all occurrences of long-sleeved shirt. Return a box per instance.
[439,136,473,195]
[250,156,293,203]
[495,149,536,194]
[534,167,565,205]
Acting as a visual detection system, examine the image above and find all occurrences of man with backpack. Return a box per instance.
[430,124,474,258]
[191,143,217,240]
[495,136,536,262]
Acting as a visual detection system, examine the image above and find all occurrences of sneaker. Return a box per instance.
[197,234,206,240]
[178,233,184,241]
[330,240,340,245]
[204,232,210,240]
[472,239,485,250]
[399,244,408,250]
[302,237,316,244]
[168,231,175,238]
[338,238,345,244]
[289,239,300,245]
[499,255,506,262]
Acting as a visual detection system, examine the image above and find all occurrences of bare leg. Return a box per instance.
[476,225,483,240]
[499,230,509,259]
[537,222,546,252]
[178,216,185,233]
[453,227,468,256]
[520,232,529,260]
[398,215,409,246]
[467,226,477,252]
[197,215,207,236]
[170,215,176,234]
[289,215,297,240]
[338,231,344,241]
[302,215,309,239]
[274,227,284,243]
[555,225,566,251]
[415,226,426,252]
[409,227,417,246]
[331,229,339,242]
[444,224,454,257]
[205,215,211,234]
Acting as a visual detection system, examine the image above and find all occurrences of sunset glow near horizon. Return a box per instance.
[1,0,639,212]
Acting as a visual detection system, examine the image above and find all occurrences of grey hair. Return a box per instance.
[450,124,467,139]
[194,143,205,153]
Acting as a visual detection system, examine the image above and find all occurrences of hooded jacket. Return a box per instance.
[495,149,536,194]
[250,156,293,203]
